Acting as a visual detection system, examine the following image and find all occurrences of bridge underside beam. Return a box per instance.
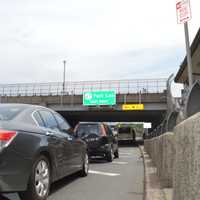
[58,110,166,128]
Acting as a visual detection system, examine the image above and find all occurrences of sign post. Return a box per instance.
[176,0,193,88]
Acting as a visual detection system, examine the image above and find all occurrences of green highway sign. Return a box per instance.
[83,91,116,106]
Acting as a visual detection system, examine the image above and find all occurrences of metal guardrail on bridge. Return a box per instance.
[0,78,167,97]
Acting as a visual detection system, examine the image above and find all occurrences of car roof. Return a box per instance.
[78,122,110,127]
[0,103,50,112]
[78,122,103,124]
[0,103,40,108]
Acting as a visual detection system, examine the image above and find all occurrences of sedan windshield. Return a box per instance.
[0,105,26,121]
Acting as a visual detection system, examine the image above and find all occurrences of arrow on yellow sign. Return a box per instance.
[122,104,144,111]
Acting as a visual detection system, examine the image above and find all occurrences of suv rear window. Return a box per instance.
[0,106,26,121]
[118,127,131,134]
[76,124,101,137]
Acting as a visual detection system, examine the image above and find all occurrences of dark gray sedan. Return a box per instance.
[0,104,89,200]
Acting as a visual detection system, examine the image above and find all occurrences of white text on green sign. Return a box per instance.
[83,91,116,106]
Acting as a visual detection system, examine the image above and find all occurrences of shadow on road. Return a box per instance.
[89,158,109,164]
[0,195,11,200]
[1,173,83,200]
[118,140,144,147]
[50,172,80,195]
[89,140,144,164]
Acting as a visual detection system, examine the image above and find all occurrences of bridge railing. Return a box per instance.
[0,78,167,97]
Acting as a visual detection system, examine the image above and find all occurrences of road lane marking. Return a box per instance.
[112,161,128,165]
[89,170,120,176]
[119,152,132,155]
[119,155,133,158]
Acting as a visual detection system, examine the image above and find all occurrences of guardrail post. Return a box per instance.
[127,81,130,94]
[118,81,120,94]
[17,85,20,96]
[124,94,127,104]
[138,90,141,104]
[156,80,159,93]
[137,80,139,93]
[146,80,149,93]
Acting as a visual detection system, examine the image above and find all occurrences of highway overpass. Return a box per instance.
[0,78,167,127]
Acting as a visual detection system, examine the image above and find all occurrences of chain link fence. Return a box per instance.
[0,78,167,97]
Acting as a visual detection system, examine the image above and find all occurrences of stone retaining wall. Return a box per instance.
[144,112,200,200]
[144,132,174,188]
[173,112,200,200]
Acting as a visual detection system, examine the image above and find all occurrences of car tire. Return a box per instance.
[19,155,51,200]
[79,153,89,177]
[114,149,119,158]
[106,147,114,162]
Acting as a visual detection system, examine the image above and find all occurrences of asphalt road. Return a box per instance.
[2,146,144,200]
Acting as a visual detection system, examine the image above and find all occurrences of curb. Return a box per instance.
[138,145,146,200]
[138,146,172,200]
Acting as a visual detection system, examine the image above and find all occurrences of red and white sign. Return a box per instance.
[176,0,192,24]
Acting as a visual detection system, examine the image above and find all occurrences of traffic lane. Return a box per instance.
[48,147,143,200]
[2,147,143,200]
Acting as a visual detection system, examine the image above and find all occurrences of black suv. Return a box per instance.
[74,122,119,162]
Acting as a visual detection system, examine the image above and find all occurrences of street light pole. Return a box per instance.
[61,60,66,106]
[176,0,193,88]
[184,22,193,88]
[63,60,66,94]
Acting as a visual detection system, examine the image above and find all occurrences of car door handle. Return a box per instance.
[46,131,54,136]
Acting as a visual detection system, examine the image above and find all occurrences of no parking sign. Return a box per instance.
[176,0,192,24]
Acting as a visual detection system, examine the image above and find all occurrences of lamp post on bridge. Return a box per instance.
[61,60,66,106]
[63,60,66,94]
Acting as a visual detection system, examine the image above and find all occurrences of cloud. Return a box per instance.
[0,0,199,84]
[67,45,185,81]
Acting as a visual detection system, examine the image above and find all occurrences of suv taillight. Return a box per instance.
[0,130,17,152]
[100,125,107,137]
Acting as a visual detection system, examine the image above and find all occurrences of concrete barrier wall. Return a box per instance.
[173,112,200,200]
[157,135,164,178]
[144,112,200,200]
[161,132,174,188]
[144,132,175,188]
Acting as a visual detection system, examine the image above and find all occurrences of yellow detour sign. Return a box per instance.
[122,104,144,111]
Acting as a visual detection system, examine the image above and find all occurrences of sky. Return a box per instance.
[0,0,199,87]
